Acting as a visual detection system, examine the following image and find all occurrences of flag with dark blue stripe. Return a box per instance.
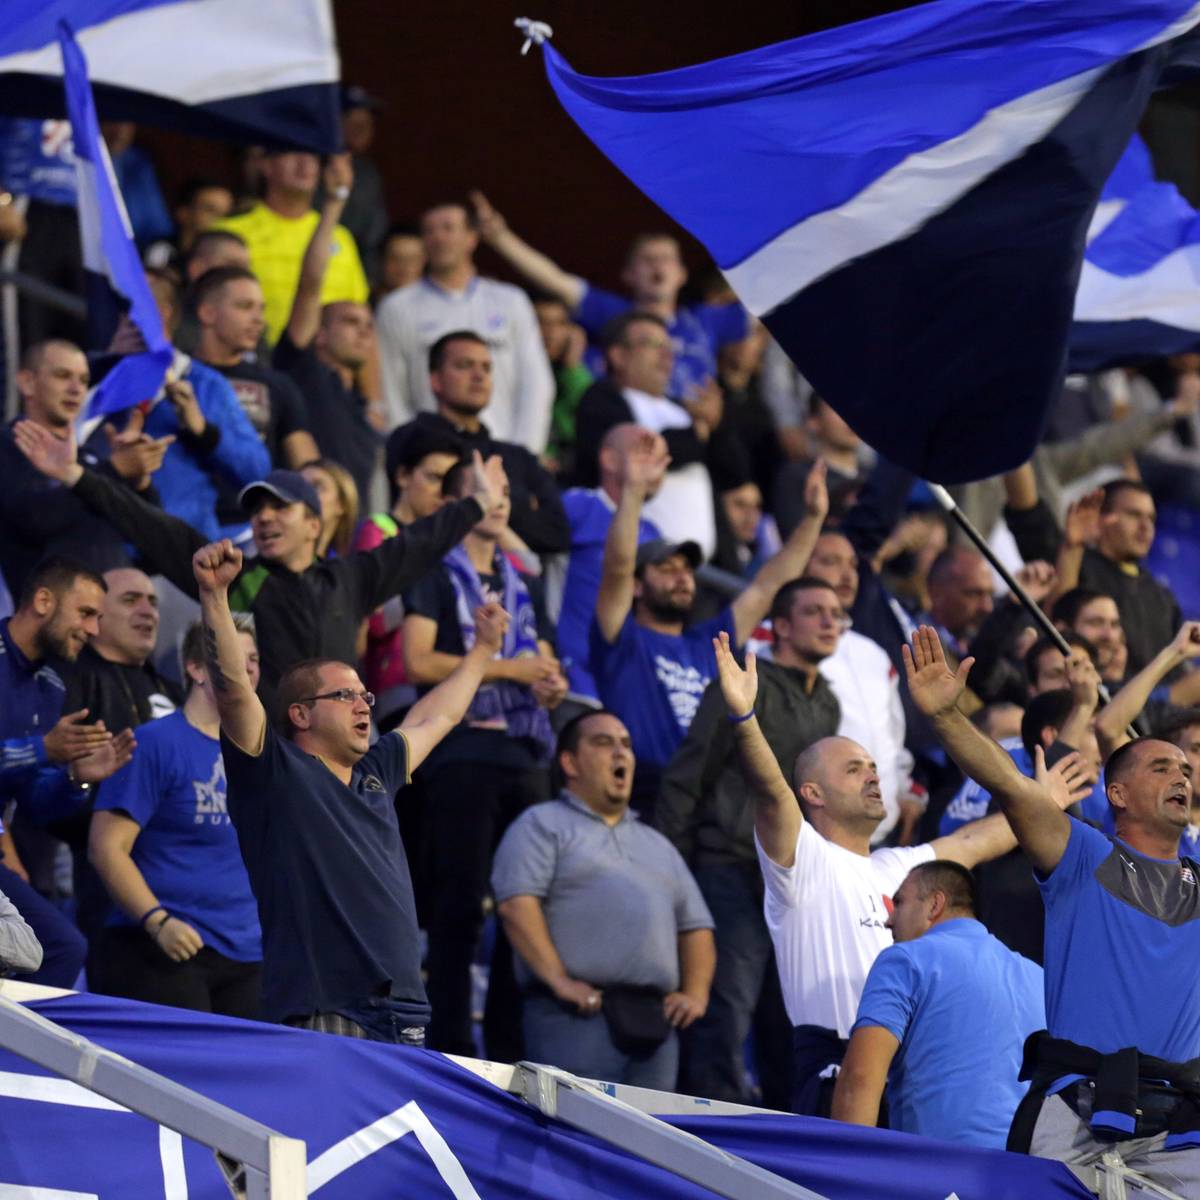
[531,1,1200,483]
[1071,133,1200,368]
[58,23,172,417]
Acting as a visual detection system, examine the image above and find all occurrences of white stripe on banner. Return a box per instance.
[0,0,337,105]
[158,1128,188,1200]
[724,1,1200,317]
[306,1100,480,1198]
[1074,249,1200,329]
[73,157,104,276]
[0,1071,127,1112]
[0,1186,99,1199]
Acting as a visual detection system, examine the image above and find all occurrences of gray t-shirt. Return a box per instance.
[492,792,713,993]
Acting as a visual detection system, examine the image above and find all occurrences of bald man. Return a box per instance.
[555,423,666,705]
[709,631,1088,1116]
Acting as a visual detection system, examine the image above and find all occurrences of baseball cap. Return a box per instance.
[238,470,322,517]
[635,538,703,573]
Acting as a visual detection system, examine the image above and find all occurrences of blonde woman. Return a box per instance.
[301,458,359,558]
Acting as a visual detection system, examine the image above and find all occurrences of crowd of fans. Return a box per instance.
[1,91,1200,1187]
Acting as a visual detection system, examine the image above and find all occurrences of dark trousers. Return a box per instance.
[423,758,548,1055]
[680,862,793,1109]
[93,926,261,1019]
[0,863,85,988]
[792,1024,849,1117]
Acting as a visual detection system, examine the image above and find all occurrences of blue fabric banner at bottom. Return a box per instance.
[0,992,1091,1199]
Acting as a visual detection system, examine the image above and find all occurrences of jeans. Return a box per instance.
[523,993,679,1091]
[0,863,85,988]
[680,862,793,1108]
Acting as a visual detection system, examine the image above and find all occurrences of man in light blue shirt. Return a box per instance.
[832,859,1044,1148]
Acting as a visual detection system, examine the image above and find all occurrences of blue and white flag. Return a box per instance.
[531,1,1200,483]
[1071,133,1200,368]
[0,0,340,153]
[59,23,172,417]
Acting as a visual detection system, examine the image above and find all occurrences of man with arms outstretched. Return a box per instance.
[192,537,510,1044]
[904,624,1200,1194]
[709,631,1088,1116]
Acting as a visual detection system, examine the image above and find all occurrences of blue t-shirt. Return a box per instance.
[96,711,261,962]
[939,740,1109,834]
[854,918,1044,1149]
[575,285,750,399]
[221,722,427,1025]
[590,608,736,769]
[1039,821,1200,1061]
[557,487,660,701]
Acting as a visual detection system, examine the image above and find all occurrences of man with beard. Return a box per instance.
[589,432,828,811]
[708,629,1089,1117]
[0,558,135,984]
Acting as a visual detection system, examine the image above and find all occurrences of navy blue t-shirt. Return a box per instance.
[589,608,736,769]
[1039,821,1200,1061]
[98,711,261,962]
[220,722,428,1025]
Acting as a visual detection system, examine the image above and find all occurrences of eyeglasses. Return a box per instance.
[298,688,375,707]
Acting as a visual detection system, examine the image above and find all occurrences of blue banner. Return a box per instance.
[0,991,1091,1199]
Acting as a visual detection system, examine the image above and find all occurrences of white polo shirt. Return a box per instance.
[756,821,934,1036]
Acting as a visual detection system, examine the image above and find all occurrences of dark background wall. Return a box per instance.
[138,0,1200,292]
[137,1,926,291]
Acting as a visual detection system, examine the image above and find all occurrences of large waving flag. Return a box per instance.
[1071,133,1200,368]
[0,0,340,152]
[529,1,1200,483]
[59,23,172,416]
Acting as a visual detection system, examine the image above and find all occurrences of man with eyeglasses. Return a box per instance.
[656,576,843,1107]
[192,536,510,1044]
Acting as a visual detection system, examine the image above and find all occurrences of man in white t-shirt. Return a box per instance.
[710,631,1088,1116]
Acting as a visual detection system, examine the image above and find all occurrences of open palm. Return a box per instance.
[903,625,973,718]
[712,631,756,716]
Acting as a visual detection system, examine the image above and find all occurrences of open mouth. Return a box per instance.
[613,764,629,783]
[353,719,370,736]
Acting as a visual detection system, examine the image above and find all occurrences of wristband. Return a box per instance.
[728,710,755,725]
[150,914,172,940]
[139,904,167,928]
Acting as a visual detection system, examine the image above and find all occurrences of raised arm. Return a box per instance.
[14,419,204,596]
[905,626,1079,875]
[399,602,511,771]
[1095,621,1200,755]
[712,631,802,866]
[193,541,266,754]
[595,432,669,643]
[471,190,585,309]
[732,459,828,643]
[287,154,352,351]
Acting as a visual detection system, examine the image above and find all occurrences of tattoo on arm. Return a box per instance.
[203,622,229,693]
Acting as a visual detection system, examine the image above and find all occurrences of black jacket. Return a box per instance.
[71,467,483,717]
[64,645,182,735]
[386,413,569,555]
[656,659,840,866]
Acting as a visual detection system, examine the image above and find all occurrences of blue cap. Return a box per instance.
[238,470,321,517]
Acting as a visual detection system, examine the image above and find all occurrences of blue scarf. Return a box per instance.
[443,544,553,759]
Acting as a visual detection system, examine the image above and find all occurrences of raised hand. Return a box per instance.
[322,152,353,200]
[621,430,671,499]
[712,630,757,717]
[1066,647,1102,712]
[469,189,506,242]
[1015,560,1057,606]
[531,668,569,710]
[802,457,830,524]
[1035,747,1094,812]
[473,602,511,654]
[470,451,507,514]
[1063,490,1103,550]
[192,540,243,594]
[1169,620,1200,663]
[73,728,136,784]
[13,419,80,484]
[43,709,112,764]
[164,378,206,437]
[105,409,174,489]
[903,625,973,718]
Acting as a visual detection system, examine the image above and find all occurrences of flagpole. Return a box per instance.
[925,483,1144,738]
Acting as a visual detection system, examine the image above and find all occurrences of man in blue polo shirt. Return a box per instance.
[191,524,510,1045]
[589,431,828,810]
[832,860,1044,1148]
[906,624,1200,1194]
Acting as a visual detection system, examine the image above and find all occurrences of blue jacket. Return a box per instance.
[0,619,86,827]
[86,357,270,540]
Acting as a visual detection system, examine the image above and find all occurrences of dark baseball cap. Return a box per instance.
[635,538,703,573]
[238,470,322,517]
